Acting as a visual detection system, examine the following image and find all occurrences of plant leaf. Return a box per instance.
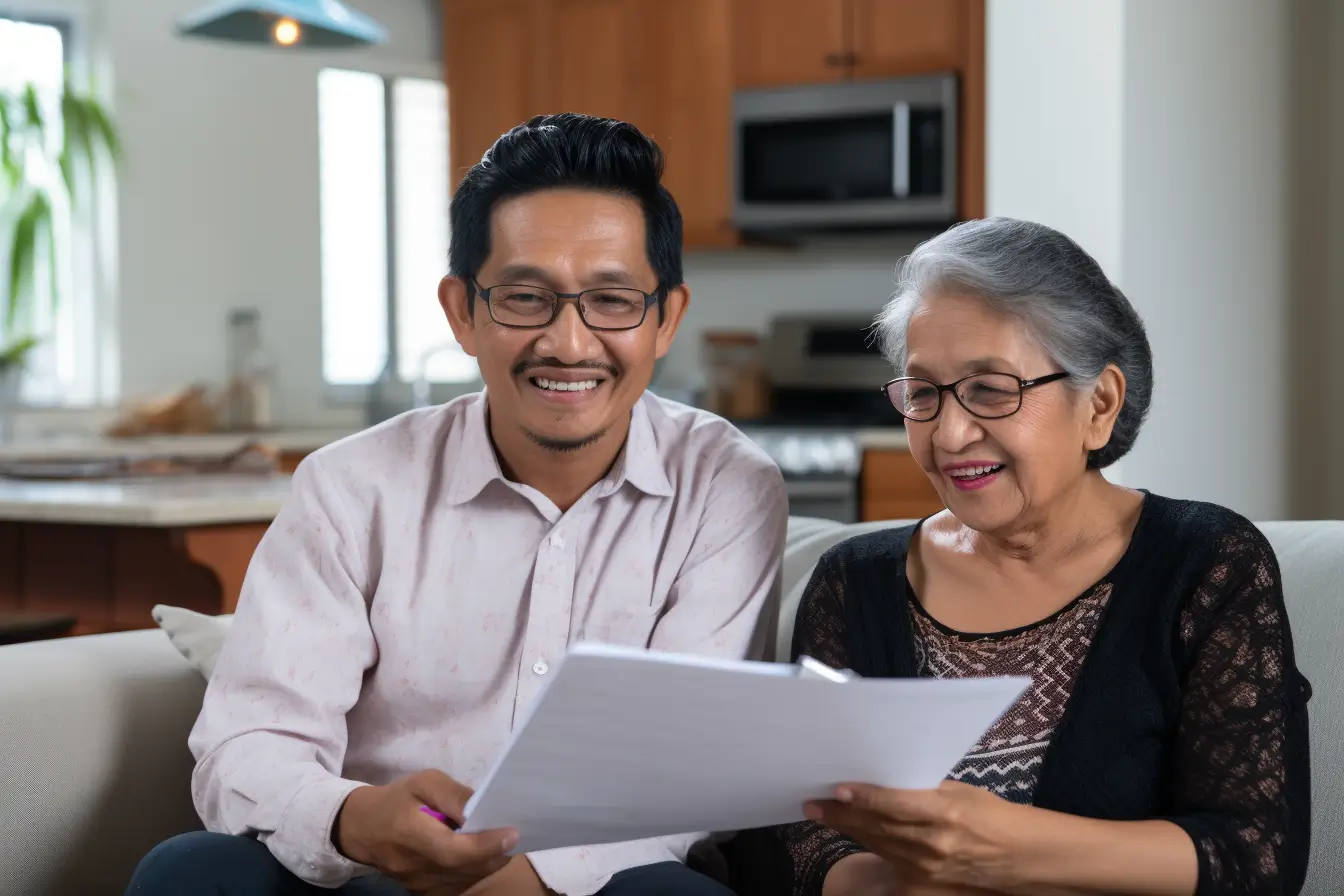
[60,92,89,201]
[0,335,38,367]
[6,189,52,331]
[84,96,122,162]
[21,83,45,148]
[0,99,19,191]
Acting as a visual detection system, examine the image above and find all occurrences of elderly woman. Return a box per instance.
[731,217,1312,896]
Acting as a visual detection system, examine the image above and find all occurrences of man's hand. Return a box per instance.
[333,770,517,895]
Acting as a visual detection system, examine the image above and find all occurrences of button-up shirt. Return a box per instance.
[188,390,789,895]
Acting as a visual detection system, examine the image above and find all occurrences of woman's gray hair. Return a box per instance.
[873,217,1153,468]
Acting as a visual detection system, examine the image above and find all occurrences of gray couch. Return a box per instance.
[2,517,1341,895]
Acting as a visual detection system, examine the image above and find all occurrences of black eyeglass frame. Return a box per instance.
[881,370,1072,422]
[471,280,664,331]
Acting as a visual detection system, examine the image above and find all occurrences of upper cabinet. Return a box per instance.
[441,0,984,245]
[732,0,849,87]
[442,0,551,191]
[734,0,977,87]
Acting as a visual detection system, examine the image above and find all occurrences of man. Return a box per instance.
[125,113,788,896]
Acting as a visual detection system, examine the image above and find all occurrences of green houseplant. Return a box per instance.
[0,77,120,427]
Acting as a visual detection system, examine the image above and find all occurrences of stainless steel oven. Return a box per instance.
[732,74,959,233]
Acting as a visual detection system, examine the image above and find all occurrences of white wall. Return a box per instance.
[103,0,441,427]
[1120,0,1293,520]
[987,0,1304,521]
[984,0,1124,276]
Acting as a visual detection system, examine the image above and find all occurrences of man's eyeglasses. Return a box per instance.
[882,371,1071,422]
[473,281,661,331]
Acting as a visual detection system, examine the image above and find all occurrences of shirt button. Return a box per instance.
[550,534,564,548]
[532,660,549,676]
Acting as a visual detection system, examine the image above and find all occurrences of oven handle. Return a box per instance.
[784,478,858,499]
[893,102,911,198]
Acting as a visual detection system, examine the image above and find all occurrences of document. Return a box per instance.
[461,642,1029,854]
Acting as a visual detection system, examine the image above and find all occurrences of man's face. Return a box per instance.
[440,188,688,451]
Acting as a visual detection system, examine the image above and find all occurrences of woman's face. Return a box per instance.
[902,292,1112,533]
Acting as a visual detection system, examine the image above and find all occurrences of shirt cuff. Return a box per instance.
[264,775,373,887]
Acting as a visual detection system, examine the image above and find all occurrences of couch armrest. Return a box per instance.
[0,629,206,896]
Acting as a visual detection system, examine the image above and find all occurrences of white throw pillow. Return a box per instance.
[152,604,234,679]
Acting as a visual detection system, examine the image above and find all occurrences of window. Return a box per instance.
[0,14,116,406]
[318,68,477,395]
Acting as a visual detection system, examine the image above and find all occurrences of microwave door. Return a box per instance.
[732,74,959,230]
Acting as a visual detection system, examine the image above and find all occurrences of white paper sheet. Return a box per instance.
[461,642,1029,854]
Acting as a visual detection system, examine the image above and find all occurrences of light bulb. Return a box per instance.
[273,17,301,46]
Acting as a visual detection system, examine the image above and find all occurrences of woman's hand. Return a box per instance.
[807,780,1031,893]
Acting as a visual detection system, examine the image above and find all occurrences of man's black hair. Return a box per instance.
[448,112,684,317]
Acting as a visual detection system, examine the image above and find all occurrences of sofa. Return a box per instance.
[2,516,1341,896]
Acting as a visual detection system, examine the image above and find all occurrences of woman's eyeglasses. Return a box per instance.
[882,371,1070,422]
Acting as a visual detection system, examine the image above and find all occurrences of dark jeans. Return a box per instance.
[125,831,736,896]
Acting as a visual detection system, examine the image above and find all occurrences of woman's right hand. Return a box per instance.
[333,770,517,894]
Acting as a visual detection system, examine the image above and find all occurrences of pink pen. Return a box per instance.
[418,805,458,828]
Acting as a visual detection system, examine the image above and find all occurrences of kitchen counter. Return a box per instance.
[0,428,356,462]
[0,474,292,526]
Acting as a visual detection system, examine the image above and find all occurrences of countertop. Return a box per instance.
[0,428,356,462]
[0,423,911,527]
[0,474,293,526]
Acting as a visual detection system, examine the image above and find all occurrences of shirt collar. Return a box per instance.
[443,391,505,506]
[606,394,674,499]
[444,390,674,505]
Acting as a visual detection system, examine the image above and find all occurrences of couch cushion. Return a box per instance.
[152,604,234,679]
[0,629,207,895]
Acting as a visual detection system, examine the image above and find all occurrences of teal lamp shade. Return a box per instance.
[177,0,388,47]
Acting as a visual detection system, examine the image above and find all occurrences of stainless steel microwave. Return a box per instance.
[731,74,959,232]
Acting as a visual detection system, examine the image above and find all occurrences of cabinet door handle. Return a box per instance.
[824,52,847,67]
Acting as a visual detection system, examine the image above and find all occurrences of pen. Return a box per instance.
[419,805,459,829]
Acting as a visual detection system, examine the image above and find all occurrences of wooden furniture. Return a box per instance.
[0,476,288,637]
[441,0,985,243]
[0,611,76,646]
[0,521,269,637]
[860,448,944,521]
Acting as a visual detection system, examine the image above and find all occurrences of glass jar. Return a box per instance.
[702,331,769,420]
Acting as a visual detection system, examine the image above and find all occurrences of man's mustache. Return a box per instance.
[513,358,619,377]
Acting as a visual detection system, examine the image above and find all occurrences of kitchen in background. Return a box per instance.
[696,314,939,524]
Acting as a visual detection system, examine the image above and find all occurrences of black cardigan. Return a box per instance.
[725,492,1312,896]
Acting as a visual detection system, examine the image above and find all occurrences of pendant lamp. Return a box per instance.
[177,0,388,48]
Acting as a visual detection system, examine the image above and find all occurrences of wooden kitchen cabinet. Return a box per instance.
[733,0,980,87]
[442,0,737,248]
[860,448,944,522]
[641,0,738,247]
[443,0,551,188]
[732,0,848,88]
[442,0,985,241]
[848,0,970,78]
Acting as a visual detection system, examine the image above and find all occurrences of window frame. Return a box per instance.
[1,0,120,409]
[319,62,481,411]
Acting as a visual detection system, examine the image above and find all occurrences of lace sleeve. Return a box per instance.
[775,551,869,896]
[1168,523,1312,895]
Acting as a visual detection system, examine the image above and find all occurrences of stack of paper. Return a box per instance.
[462,642,1029,853]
